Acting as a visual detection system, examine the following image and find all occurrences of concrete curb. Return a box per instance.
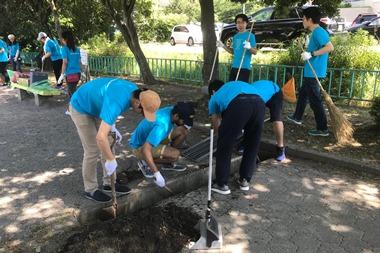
[260,137,380,175]
[78,157,242,224]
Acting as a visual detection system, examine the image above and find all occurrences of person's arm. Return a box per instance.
[96,121,114,160]
[210,114,221,135]
[312,42,334,56]
[141,142,159,173]
[61,59,67,75]
[15,44,20,59]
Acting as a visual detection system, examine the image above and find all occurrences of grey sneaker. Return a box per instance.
[211,183,231,195]
[286,115,302,125]
[237,178,250,191]
[161,163,187,172]
[308,129,329,137]
[137,160,154,178]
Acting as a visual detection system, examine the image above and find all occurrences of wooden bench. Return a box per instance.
[11,82,62,106]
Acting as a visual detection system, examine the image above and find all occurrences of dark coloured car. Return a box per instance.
[347,16,380,39]
[350,13,378,27]
[220,6,330,47]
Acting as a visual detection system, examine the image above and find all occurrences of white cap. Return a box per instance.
[37,32,47,41]
[8,34,15,40]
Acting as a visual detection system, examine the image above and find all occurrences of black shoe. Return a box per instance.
[275,146,286,162]
[103,182,131,195]
[211,183,231,195]
[84,190,111,203]
[237,178,250,191]
[161,163,187,171]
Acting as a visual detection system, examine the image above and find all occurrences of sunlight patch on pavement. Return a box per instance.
[329,224,352,232]
[253,183,270,192]
[56,151,66,157]
[19,198,65,221]
[302,177,315,190]
[5,224,19,234]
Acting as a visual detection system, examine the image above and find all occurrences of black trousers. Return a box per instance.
[52,59,63,85]
[215,94,265,186]
[229,68,250,83]
[0,62,10,83]
[10,57,22,72]
[293,77,328,131]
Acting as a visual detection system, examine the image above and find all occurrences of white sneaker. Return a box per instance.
[65,110,71,116]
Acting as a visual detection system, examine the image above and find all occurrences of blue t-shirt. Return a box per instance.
[44,38,62,61]
[0,39,8,62]
[232,31,256,69]
[209,81,276,115]
[251,80,280,103]
[8,42,20,57]
[304,26,330,78]
[129,106,174,149]
[70,77,138,125]
[62,46,81,75]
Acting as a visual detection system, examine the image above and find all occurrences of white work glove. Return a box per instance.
[154,171,166,187]
[13,57,17,61]
[243,41,251,50]
[216,40,225,48]
[41,55,46,62]
[105,159,117,176]
[57,74,65,84]
[111,124,122,144]
[301,51,312,61]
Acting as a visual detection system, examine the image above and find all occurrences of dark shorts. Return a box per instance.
[265,91,283,122]
[229,68,250,83]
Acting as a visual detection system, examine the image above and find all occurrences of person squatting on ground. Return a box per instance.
[208,80,279,195]
[58,30,82,100]
[252,80,286,161]
[217,14,257,82]
[129,102,195,187]
[69,77,161,203]
[37,32,63,88]
[0,36,10,86]
[7,34,22,72]
[287,6,334,137]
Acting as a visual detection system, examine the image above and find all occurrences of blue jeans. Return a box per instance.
[293,77,328,131]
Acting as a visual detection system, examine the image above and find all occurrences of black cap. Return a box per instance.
[173,102,195,127]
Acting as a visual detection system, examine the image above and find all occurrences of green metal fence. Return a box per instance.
[21,52,380,102]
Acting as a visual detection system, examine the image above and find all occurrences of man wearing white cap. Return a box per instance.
[7,34,22,72]
[70,77,161,202]
[37,32,63,88]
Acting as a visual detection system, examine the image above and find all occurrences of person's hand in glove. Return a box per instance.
[41,55,47,62]
[301,51,312,61]
[216,40,225,48]
[154,171,165,187]
[243,40,252,50]
[13,57,18,62]
[57,74,65,84]
[111,124,122,144]
[105,159,117,176]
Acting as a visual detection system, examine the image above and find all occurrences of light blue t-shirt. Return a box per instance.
[62,46,81,75]
[8,42,20,57]
[232,31,256,69]
[304,26,330,78]
[251,80,280,103]
[44,38,62,61]
[129,106,174,149]
[70,77,138,125]
[209,81,277,115]
[0,39,8,62]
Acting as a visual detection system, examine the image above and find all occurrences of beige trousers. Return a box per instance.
[70,105,113,193]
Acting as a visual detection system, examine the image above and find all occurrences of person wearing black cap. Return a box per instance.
[129,102,195,187]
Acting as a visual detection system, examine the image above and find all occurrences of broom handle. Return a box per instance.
[306,59,326,92]
[206,127,214,221]
[235,20,255,81]
[209,47,219,83]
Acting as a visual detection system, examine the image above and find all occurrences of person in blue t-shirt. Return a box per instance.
[208,80,277,195]
[7,34,22,72]
[59,31,82,100]
[37,32,63,88]
[129,102,195,187]
[287,7,334,137]
[252,80,286,161]
[217,14,257,82]
[0,36,10,86]
[70,77,161,202]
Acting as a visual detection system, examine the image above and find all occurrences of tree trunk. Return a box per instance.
[199,0,218,85]
[49,0,62,40]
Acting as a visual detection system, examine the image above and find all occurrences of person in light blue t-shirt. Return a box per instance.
[218,14,257,82]
[287,6,334,137]
[208,80,277,195]
[7,34,22,72]
[37,32,63,87]
[70,77,161,202]
[0,37,10,86]
[59,31,82,99]
[129,102,195,185]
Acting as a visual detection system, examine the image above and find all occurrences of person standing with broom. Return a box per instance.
[287,6,334,137]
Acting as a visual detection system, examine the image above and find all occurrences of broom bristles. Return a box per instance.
[321,89,354,145]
